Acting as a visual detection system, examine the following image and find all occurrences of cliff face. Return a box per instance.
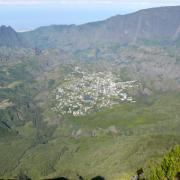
[21,6,180,50]
[1,6,180,49]
[0,26,23,47]
[104,6,180,43]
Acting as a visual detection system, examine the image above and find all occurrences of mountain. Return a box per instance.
[21,6,180,50]
[0,26,23,47]
[0,5,180,180]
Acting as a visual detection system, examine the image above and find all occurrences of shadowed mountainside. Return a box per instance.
[0,26,24,47]
[20,6,180,50]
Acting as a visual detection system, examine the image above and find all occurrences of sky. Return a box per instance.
[0,0,180,31]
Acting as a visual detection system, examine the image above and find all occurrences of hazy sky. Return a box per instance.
[0,0,180,30]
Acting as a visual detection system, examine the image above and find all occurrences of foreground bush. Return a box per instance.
[147,145,180,180]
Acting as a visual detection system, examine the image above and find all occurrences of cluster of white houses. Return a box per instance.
[53,67,139,116]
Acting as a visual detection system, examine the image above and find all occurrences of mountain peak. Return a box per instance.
[0,25,23,47]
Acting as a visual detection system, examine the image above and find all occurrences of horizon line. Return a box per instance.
[8,4,178,32]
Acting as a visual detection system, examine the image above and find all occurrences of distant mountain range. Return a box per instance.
[0,6,180,49]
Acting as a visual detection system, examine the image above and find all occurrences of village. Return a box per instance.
[53,67,139,116]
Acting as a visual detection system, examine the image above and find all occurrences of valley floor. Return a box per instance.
[0,92,180,180]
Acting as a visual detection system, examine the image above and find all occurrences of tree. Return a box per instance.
[147,145,180,180]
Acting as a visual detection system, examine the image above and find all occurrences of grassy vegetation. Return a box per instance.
[145,145,180,180]
[68,92,180,131]
[0,90,179,179]
[0,57,179,179]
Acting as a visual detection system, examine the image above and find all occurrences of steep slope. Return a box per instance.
[21,6,180,50]
[0,5,180,180]
[0,26,24,47]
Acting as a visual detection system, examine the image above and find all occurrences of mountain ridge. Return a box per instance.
[23,5,180,31]
[0,5,180,180]
[0,25,23,47]
[19,5,180,50]
[1,6,180,49]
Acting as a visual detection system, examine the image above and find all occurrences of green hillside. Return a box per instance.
[0,17,180,179]
[0,69,180,179]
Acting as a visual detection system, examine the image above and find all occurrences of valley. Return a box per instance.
[0,5,180,180]
[0,56,179,179]
[53,67,139,116]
